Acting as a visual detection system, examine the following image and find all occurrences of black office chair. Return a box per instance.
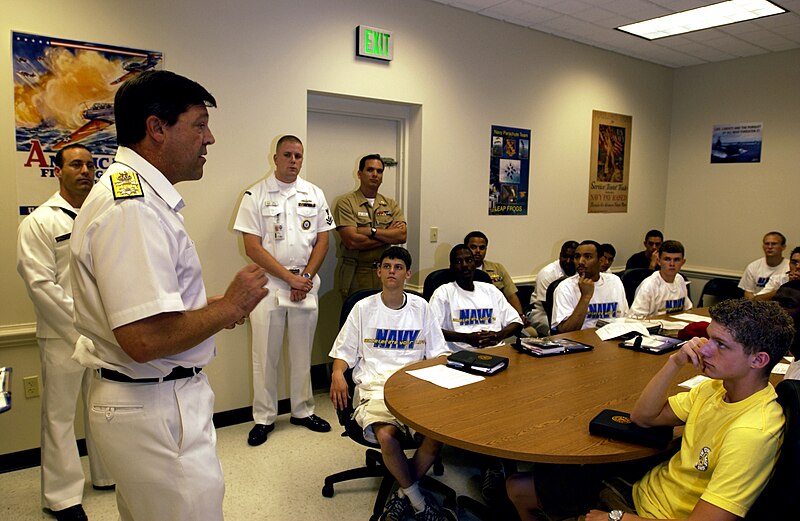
[322,289,455,520]
[422,268,492,301]
[543,276,568,333]
[699,278,743,307]
[620,268,654,305]
[516,284,535,315]
[744,379,800,520]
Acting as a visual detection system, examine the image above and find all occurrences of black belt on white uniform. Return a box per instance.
[97,366,203,383]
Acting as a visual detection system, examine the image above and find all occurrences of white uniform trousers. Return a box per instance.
[38,337,113,511]
[88,372,224,521]
[251,276,319,425]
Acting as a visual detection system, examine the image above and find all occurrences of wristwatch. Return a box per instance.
[608,510,624,521]
[302,273,311,279]
[370,227,378,238]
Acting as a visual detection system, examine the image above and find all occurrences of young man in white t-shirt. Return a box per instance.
[630,240,692,317]
[329,247,455,521]
[739,231,789,298]
[552,240,628,333]
[755,246,800,301]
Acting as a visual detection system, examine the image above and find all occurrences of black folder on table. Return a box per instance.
[589,409,674,448]
[446,350,509,375]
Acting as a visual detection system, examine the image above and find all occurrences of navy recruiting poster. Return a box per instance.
[489,125,530,215]
[710,122,762,163]
[12,31,162,216]
[588,110,631,214]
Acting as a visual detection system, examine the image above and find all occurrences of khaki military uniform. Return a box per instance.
[334,190,404,297]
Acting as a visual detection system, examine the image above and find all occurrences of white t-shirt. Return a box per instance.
[552,273,628,330]
[429,281,522,352]
[739,257,789,294]
[329,292,449,401]
[630,271,692,317]
[757,272,790,295]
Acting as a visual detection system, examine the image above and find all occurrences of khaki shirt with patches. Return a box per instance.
[481,259,518,299]
[334,190,405,265]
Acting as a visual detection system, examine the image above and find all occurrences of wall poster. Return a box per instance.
[489,125,530,215]
[12,31,162,216]
[588,110,631,214]
[710,122,762,163]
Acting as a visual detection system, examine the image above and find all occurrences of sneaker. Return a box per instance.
[480,466,506,505]
[413,501,457,521]
[380,491,412,521]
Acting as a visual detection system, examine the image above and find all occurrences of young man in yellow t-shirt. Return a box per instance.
[507,298,793,521]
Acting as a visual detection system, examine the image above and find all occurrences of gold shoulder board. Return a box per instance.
[110,171,144,200]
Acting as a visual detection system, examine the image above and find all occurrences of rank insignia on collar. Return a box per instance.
[110,171,144,200]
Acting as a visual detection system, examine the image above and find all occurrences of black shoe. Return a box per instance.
[247,423,274,446]
[52,504,88,521]
[289,414,331,432]
[92,483,115,491]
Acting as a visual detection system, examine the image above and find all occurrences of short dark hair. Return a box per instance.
[449,244,472,265]
[380,246,412,270]
[792,246,800,257]
[115,70,217,147]
[645,229,663,241]
[709,299,794,374]
[54,144,91,168]
[764,231,787,245]
[578,240,601,255]
[560,241,578,255]
[359,154,385,171]
[599,243,616,257]
[659,240,684,256]
[464,231,488,245]
[276,135,303,152]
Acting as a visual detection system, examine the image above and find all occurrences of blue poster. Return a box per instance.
[489,125,530,215]
[711,122,762,163]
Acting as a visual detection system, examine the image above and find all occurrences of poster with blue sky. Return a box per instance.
[12,31,161,216]
[489,125,530,216]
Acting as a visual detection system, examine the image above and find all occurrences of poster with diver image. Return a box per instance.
[710,122,762,163]
[489,125,529,215]
[12,31,162,216]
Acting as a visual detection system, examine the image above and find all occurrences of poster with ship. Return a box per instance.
[13,31,162,215]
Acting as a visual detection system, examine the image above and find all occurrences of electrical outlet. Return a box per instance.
[23,376,40,398]
[430,227,438,243]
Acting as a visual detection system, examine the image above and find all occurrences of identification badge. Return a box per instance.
[110,171,144,200]
[274,222,285,240]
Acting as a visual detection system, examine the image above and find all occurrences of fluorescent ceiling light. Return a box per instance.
[617,0,786,40]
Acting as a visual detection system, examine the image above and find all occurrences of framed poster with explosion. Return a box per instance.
[12,31,162,216]
[489,125,530,215]
[588,110,631,213]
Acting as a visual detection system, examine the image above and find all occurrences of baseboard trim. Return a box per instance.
[0,363,334,474]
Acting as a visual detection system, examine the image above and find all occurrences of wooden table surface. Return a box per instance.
[384,328,700,464]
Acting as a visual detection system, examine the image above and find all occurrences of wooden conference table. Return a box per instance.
[384,326,700,465]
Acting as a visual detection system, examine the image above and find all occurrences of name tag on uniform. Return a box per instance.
[357,211,369,217]
[265,200,278,207]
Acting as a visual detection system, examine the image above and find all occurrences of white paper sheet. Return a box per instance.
[671,313,711,323]
[679,375,711,389]
[406,365,485,389]
[772,363,790,375]
[596,321,652,341]
[653,319,691,330]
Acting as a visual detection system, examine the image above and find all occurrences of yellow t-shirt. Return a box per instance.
[633,379,783,518]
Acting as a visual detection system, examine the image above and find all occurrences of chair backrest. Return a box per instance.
[516,284,535,314]
[339,288,382,328]
[699,277,743,307]
[544,275,568,332]
[422,268,492,301]
[620,268,654,305]
[744,378,800,519]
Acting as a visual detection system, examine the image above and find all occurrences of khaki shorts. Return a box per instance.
[354,398,415,444]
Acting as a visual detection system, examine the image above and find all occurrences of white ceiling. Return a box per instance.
[426,0,800,67]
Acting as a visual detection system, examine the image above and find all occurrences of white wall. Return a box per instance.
[0,0,702,454]
[665,49,800,275]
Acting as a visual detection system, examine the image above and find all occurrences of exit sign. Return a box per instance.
[356,25,393,61]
